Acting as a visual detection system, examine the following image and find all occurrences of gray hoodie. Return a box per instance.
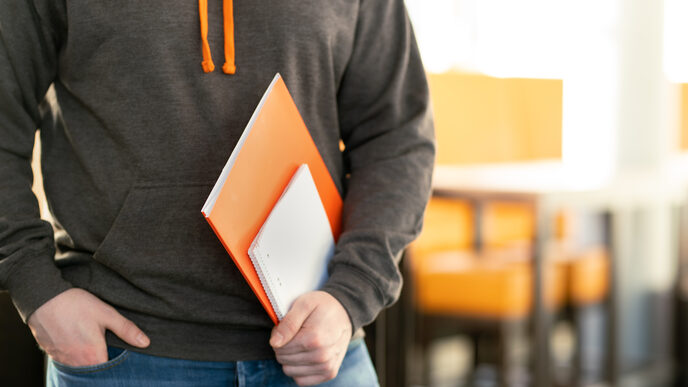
[0,0,434,361]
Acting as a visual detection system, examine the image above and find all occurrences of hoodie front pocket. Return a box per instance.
[90,182,261,323]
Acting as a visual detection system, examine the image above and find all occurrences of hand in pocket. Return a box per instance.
[28,288,150,367]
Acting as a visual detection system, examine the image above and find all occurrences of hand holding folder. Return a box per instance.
[202,74,342,324]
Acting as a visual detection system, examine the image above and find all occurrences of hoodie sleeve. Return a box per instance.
[0,0,73,322]
[321,0,435,333]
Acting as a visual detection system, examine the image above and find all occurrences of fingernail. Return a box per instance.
[137,333,150,347]
[270,332,283,347]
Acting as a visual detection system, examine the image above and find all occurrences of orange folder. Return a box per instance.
[202,74,343,324]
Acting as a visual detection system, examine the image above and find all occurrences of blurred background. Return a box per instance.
[366,0,688,386]
[2,0,688,386]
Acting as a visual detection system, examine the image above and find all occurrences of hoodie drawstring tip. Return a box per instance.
[202,60,215,73]
[222,63,236,74]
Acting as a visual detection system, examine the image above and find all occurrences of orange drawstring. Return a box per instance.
[199,0,215,72]
[199,0,236,74]
[222,0,236,74]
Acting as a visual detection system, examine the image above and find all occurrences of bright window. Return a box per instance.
[406,0,619,184]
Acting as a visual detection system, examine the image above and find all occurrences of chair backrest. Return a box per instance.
[412,197,474,256]
[483,201,535,249]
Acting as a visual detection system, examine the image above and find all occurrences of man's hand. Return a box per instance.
[27,288,150,367]
[270,291,352,386]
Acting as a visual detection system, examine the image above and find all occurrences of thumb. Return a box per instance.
[270,296,314,348]
[105,310,150,348]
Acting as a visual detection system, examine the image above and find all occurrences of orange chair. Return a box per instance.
[411,249,566,320]
[407,196,611,386]
[407,196,567,386]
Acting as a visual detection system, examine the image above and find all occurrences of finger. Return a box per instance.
[276,320,348,356]
[293,373,338,387]
[282,362,331,378]
[276,347,333,366]
[270,297,315,348]
[104,310,150,348]
[274,330,319,355]
[281,336,349,384]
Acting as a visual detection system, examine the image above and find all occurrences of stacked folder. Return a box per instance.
[201,74,342,323]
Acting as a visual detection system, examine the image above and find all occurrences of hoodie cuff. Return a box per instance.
[321,264,385,334]
[5,250,73,323]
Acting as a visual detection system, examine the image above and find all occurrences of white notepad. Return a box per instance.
[248,164,335,320]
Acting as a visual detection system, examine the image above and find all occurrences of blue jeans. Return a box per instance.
[46,339,379,387]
